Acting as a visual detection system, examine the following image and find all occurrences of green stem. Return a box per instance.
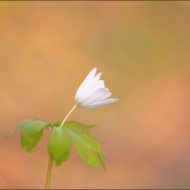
[45,156,53,190]
[60,104,77,127]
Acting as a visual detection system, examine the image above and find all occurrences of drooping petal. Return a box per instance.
[81,98,118,108]
[79,88,111,106]
[75,68,97,101]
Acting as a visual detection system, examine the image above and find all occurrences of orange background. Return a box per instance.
[1,1,190,189]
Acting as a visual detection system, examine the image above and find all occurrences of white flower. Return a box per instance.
[75,67,118,108]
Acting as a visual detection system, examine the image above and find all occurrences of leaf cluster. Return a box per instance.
[6,119,105,171]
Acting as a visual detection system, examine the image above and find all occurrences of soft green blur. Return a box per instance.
[1,1,190,189]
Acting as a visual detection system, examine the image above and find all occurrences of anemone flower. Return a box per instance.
[75,67,118,108]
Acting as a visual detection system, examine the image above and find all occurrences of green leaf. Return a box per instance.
[53,120,95,128]
[5,118,36,138]
[97,152,106,172]
[48,127,71,166]
[53,119,63,126]
[21,119,49,152]
[85,124,96,128]
[63,121,104,169]
[64,120,96,129]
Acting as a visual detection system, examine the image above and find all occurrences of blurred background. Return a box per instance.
[1,1,190,189]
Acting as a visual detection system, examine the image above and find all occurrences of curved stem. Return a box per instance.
[60,104,77,127]
[45,156,53,190]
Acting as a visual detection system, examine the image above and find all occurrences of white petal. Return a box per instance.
[93,79,105,90]
[98,91,112,100]
[79,88,111,106]
[81,98,118,108]
[87,80,105,95]
[91,73,102,86]
[84,73,103,96]
[75,68,97,101]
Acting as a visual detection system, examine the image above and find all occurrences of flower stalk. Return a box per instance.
[45,156,53,190]
[60,104,77,128]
